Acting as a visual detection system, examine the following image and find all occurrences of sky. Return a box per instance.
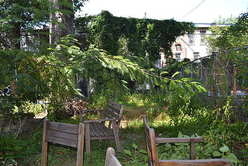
[79,0,248,23]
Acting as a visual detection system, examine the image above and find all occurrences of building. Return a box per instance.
[171,23,227,62]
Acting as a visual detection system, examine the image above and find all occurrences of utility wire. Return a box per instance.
[182,0,206,18]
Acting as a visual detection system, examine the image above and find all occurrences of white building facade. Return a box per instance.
[171,23,215,61]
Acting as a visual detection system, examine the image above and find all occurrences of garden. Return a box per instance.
[0,1,248,166]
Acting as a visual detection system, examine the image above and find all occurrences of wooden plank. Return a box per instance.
[47,129,78,142]
[112,122,121,151]
[105,102,123,119]
[108,105,121,113]
[82,101,123,154]
[158,159,231,166]
[89,123,113,137]
[149,128,159,165]
[76,123,84,166]
[155,137,203,144]
[109,101,122,109]
[143,116,230,166]
[47,135,77,148]
[91,136,114,140]
[47,121,78,134]
[41,119,48,166]
[85,123,91,153]
[190,142,196,160]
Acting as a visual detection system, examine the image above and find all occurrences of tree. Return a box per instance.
[0,0,89,48]
[0,0,50,49]
[207,12,248,92]
[49,0,88,44]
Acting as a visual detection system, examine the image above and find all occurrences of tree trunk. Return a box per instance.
[49,0,74,45]
[49,0,60,44]
[12,22,21,49]
[60,0,74,36]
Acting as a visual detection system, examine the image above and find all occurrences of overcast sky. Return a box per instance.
[79,0,248,23]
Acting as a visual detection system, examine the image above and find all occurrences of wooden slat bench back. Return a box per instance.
[83,101,123,153]
[41,119,85,166]
[101,101,124,120]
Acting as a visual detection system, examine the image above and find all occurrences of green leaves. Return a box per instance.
[219,145,230,153]
[76,11,194,62]
[207,12,248,90]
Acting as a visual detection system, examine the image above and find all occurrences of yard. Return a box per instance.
[1,1,248,166]
[1,94,248,166]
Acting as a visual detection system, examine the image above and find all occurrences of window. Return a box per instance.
[175,53,181,61]
[188,34,194,45]
[193,52,200,60]
[175,44,182,51]
[200,29,206,45]
[200,29,206,34]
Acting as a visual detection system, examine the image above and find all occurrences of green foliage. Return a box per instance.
[157,132,238,163]
[0,131,42,163]
[0,0,50,49]
[12,101,44,115]
[120,143,147,165]
[76,11,194,63]
[0,48,77,104]
[207,12,248,89]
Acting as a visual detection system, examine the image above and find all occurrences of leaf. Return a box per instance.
[223,153,239,163]
[123,149,132,156]
[219,145,230,153]
[160,71,168,76]
[212,151,222,157]
[139,149,147,154]
[132,143,138,149]
[172,71,180,78]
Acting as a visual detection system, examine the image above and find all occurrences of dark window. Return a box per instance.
[175,44,182,51]
[200,29,206,45]
[200,29,206,34]
[193,52,200,60]
[175,53,181,61]
[188,34,194,45]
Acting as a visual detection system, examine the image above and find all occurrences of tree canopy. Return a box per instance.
[208,12,248,90]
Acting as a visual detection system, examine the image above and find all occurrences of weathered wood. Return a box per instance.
[82,101,123,153]
[85,123,91,153]
[41,120,85,166]
[155,137,203,144]
[47,129,78,141]
[76,123,85,166]
[112,121,121,151]
[105,147,122,166]
[158,159,231,166]
[41,119,48,166]
[47,135,78,148]
[143,116,231,166]
[190,142,196,160]
[46,121,79,147]
[47,121,78,134]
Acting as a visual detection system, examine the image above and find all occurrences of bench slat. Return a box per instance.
[47,135,78,148]
[48,121,78,134]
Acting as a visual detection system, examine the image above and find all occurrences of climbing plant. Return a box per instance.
[76,11,194,63]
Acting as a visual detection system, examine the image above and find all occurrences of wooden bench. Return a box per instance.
[143,116,231,166]
[105,147,122,166]
[41,119,85,166]
[82,101,124,153]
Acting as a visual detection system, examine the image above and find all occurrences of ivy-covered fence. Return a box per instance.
[76,11,194,63]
